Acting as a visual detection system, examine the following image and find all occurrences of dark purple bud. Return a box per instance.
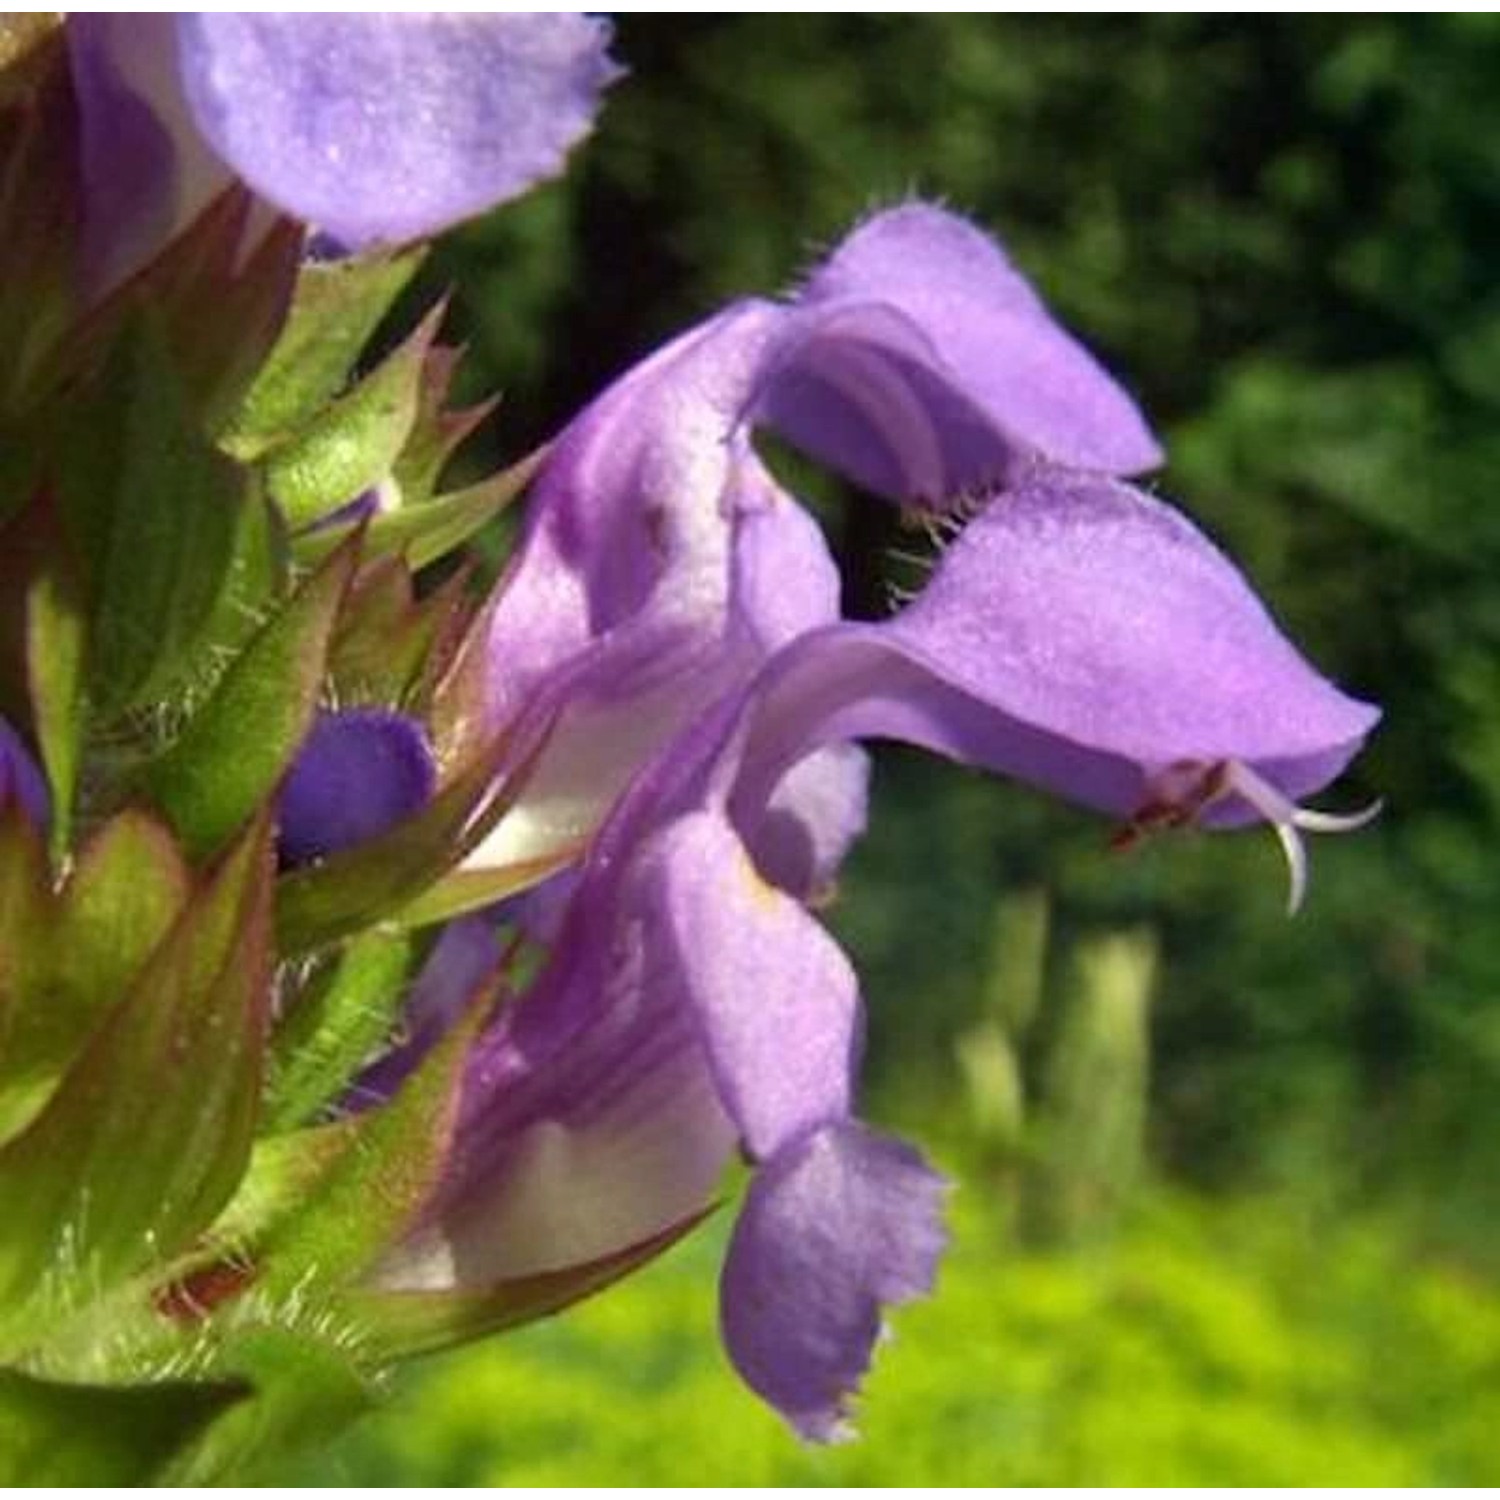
[278,708,435,867]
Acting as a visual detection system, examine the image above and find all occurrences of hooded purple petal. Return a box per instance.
[0,718,49,829]
[279,708,436,866]
[757,204,1163,503]
[729,470,1379,832]
[175,15,620,248]
[721,1121,948,1442]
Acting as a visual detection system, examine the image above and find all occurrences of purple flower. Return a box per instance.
[0,718,49,830]
[381,463,1376,1437]
[460,204,1161,881]
[67,15,620,287]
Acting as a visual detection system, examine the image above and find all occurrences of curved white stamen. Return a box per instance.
[1292,801,1384,835]
[1221,763,1382,917]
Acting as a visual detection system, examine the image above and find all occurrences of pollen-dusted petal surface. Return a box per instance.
[721,1120,948,1442]
[756,204,1163,503]
[278,708,436,866]
[175,15,621,247]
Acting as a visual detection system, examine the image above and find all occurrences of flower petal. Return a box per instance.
[730,470,1379,828]
[394,860,736,1289]
[465,303,843,875]
[721,1120,948,1442]
[748,743,870,900]
[175,15,620,248]
[654,811,859,1160]
[757,204,1163,503]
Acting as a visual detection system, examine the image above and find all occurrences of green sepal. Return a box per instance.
[0,489,87,843]
[392,847,578,931]
[160,1324,379,1486]
[223,246,426,460]
[349,1208,715,1360]
[0,1369,248,1487]
[0,800,49,1101]
[0,814,272,1356]
[295,445,542,574]
[327,554,471,712]
[141,535,358,862]
[253,990,490,1302]
[391,343,499,504]
[274,721,541,955]
[0,807,191,1142]
[263,301,446,529]
[50,317,254,720]
[265,929,416,1133]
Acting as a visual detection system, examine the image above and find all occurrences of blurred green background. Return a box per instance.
[285,16,1500,1484]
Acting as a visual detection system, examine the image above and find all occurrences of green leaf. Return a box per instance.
[141,536,358,862]
[265,929,415,1133]
[0,801,49,1100]
[0,808,191,1142]
[263,302,445,529]
[52,319,253,719]
[223,247,426,459]
[0,1369,246,1486]
[0,816,272,1355]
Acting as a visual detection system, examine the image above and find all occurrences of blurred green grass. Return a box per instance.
[281,1183,1500,1486]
